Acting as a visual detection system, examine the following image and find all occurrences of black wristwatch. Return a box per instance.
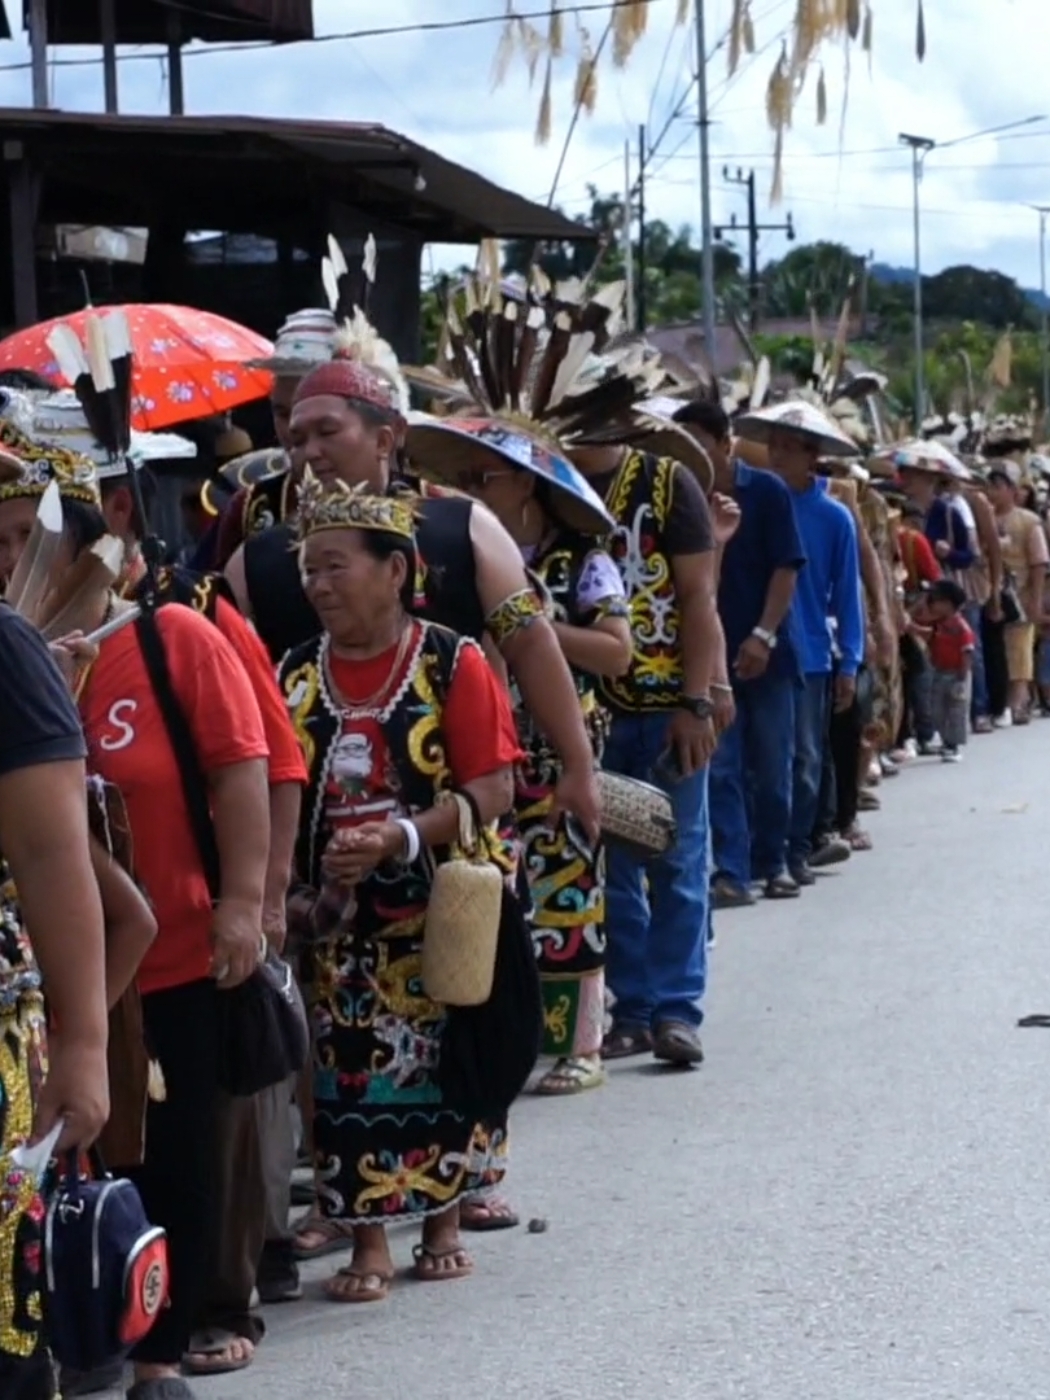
[677,694,715,720]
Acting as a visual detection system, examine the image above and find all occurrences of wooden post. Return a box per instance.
[28,0,48,109]
[100,0,119,114]
[5,143,39,327]
[167,11,185,115]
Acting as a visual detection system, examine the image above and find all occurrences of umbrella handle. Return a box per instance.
[78,268,93,309]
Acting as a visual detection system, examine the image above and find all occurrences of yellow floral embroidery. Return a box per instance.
[0,994,46,1360]
[282,660,320,770]
[543,995,572,1047]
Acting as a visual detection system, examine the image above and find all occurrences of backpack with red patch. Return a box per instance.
[43,1153,169,1371]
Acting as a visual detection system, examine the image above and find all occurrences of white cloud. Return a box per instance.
[1,0,1048,287]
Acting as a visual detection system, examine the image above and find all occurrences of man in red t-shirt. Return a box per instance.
[918,578,974,762]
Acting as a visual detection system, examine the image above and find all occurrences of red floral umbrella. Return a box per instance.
[0,304,275,431]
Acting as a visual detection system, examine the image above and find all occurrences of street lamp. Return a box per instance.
[899,132,934,427]
[899,115,1047,430]
[1032,205,1050,426]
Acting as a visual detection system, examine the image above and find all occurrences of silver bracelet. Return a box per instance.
[711,682,733,694]
[392,817,421,864]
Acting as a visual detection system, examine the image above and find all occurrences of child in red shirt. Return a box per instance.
[921,579,975,762]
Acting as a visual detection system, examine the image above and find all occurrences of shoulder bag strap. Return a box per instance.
[134,611,221,901]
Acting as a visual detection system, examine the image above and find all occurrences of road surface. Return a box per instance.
[197,724,1050,1400]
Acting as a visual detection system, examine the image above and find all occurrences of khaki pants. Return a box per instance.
[1005,622,1035,683]
[198,1076,298,1338]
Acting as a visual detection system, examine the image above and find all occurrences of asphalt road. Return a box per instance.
[195,723,1050,1400]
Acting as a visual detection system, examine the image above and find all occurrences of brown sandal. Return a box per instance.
[323,1264,393,1304]
[292,1216,355,1261]
[601,1025,652,1061]
[412,1242,473,1282]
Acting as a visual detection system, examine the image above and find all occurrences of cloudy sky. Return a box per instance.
[1,0,1048,287]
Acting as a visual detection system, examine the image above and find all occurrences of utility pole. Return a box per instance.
[637,124,647,332]
[899,132,935,428]
[694,0,716,358]
[715,168,795,333]
[1033,205,1050,424]
[623,139,635,330]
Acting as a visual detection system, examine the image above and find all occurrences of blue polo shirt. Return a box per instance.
[718,461,806,683]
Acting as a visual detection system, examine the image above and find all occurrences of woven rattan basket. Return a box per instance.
[597,770,677,858]
[422,792,503,1007]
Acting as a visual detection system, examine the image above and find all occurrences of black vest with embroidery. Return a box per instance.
[517,536,608,781]
[597,451,683,714]
[245,494,485,664]
[242,470,297,538]
[135,564,235,623]
[279,622,469,891]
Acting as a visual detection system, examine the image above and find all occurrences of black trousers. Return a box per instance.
[982,613,1009,717]
[814,669,865,838]
[126,979,221,1367]
[0,1353,54,1400]
[897,634,934,746]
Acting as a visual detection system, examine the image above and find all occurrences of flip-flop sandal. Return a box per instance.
[292,1215,355,1260]
[412,1242,474,1282]
[323,1264,393,1304]
[857,790,881,812]
[534,1056,605,1096]
[182,1328,255,1376]
[601,1025,653,1061]
[460,1196,520,1232]
[843,824,873,851]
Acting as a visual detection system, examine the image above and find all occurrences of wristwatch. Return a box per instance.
[751,626,778,649]
[677,694,715,720]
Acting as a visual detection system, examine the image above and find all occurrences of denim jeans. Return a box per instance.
[603,711,709,1030]
[962,601,988,720]
[788,673,829,868]
[710,675,795,885]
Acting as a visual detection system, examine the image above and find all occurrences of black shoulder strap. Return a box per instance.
[135,611,221,900]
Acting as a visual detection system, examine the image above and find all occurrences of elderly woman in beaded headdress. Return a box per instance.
[405,410,628,1096]
[280,472,524,1301]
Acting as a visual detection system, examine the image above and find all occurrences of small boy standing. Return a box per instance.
[920,579,975,762]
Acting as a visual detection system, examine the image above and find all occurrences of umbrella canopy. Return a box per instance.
[405,413,614,537]
[0,305,274,432]
[733,399,859,459]
[879,437,969,480]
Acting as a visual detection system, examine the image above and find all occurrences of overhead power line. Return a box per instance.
[0,0,674,74]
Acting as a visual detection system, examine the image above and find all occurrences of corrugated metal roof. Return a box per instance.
[0,109,588,244]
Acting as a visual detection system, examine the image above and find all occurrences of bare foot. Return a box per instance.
[183,1333,255,1376]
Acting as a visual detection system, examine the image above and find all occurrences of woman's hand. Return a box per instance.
[322,823,404,886]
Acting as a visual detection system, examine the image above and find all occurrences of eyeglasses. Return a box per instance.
[458,469,513,491]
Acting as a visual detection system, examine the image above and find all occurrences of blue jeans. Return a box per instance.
[788,673,829,868]
[962,601,988,720]
[710,675,796,885]
[602,711,709,1030]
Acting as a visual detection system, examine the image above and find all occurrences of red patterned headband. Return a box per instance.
[293,357,399,417]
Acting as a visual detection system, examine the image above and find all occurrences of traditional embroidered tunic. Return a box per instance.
[515,536,626,1058]
[598,451,686,713]
[281,620,518,1223]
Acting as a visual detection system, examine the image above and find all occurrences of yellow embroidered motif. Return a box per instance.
[0,994,47,1359]
[543,995,572,1047]
[375,948,438,1024]
[283,661,320,770]
[484,588,545,649]
[354,1144,461,1214]
[406,659,451,783]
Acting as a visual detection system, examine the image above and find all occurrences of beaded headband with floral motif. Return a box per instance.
[294,468,416,543]
[0,419,101,506]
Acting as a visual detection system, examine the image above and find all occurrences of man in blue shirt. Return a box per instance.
[674,402,807,903]
[745,408,865,885]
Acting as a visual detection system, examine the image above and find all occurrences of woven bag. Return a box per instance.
[597,770,677,858]
[422,792,503,1007]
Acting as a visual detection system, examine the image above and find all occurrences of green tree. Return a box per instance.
[922,265,1035,329]
[761,241,864,318]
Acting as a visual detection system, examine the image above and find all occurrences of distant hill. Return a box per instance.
[870,260,1050,311]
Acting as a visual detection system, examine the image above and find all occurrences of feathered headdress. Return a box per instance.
[295,468,416,544]
[404,242,660,447]
[3,478,125,640]
[321,233,410,418]
[46,310,162,603]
